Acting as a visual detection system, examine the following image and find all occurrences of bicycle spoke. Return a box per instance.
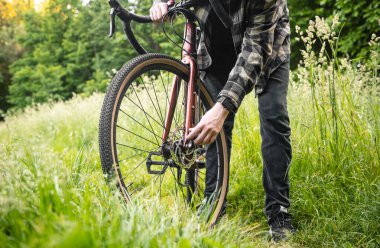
[175,93,184,129]
[197,174,206,182]
[175,81,187,132]
[148,76,166,125]
[131,84,160,145]
[130,173,161,196]
[124,94,165,129]
[119,109,162,141]
[123,156,149,176]
[168,166,187,205]
[118,151,146,163]
[137,76,165,125]
[196,169,206,176]
[159,70,180,128]
[116,142,157,154]
[196,182,204,197]
[159,173,164,199]
[169,167,179,199]
[117,125,158,146]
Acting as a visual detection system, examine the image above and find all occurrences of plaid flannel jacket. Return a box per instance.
[153,0,291,111]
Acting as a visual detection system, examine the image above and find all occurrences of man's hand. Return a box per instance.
[187,102,229,145]
[150,2,168,22]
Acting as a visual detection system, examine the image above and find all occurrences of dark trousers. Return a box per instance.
[202,60,292,217]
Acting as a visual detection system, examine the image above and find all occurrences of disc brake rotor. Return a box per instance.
[169,127,198,169]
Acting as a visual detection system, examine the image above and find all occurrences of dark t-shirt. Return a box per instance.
[205,9,237,84]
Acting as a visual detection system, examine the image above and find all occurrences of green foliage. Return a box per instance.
[8,0,81,109]
[5,0,183,111]
[288,0,380,67]
[334,0,380,58]
[0,0,28,116]
[8,64,67,108]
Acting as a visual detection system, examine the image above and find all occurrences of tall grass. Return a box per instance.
[0,18,379,247]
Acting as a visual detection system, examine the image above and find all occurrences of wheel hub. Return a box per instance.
[171,139,197,169]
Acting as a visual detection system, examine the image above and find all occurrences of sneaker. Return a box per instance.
[268,208,296,242]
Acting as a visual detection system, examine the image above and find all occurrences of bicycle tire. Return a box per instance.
[99,53,229,226]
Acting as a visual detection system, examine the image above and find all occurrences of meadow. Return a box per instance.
[0,18,379,247]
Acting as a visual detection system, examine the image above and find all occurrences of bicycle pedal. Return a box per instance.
[146,151,168,174]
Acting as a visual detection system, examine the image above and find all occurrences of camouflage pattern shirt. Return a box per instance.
[154,0,291,111]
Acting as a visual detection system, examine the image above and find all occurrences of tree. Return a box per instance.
[0,0,31,116]
[8,0,85,109]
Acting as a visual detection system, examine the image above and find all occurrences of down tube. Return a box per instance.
[162,76,181,142]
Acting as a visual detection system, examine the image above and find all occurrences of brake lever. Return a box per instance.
[109,7,116,38]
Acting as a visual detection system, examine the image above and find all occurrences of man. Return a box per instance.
[150,0,295,242]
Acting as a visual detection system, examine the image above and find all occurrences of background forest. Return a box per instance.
[0,0,379,114]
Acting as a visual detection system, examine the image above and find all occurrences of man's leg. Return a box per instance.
[258,60,292,217]
[201,72,235,198]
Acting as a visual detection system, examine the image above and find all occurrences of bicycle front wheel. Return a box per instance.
[99,54,228,226]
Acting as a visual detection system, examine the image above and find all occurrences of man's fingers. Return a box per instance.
[150,8,153,20]
[202,130,219,145]
[187,126,200,140]
[150,6,156,20]
[151,9,156,21]
[210,134,217,144]
[150,7,160,21]
[202,134,212,145]
[150,3,167,22]
[159,4,168,18]
[194,129,208,145]
[155,8,162,21]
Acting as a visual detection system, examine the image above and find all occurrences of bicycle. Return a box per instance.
[99,0,229,227]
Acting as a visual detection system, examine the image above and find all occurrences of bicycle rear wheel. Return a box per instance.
[99,54,228,226]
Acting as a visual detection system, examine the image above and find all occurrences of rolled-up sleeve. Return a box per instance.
[217,0,280,110]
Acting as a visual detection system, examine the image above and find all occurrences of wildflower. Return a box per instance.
[308,20,315,32]
[295,25,301,33]
[340,58,349,69]
[332,15,340,29]
[306,29,314,40]
[318,57,326,64]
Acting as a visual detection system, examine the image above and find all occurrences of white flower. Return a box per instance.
[332,15,340,29]
[295,25,301,33]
